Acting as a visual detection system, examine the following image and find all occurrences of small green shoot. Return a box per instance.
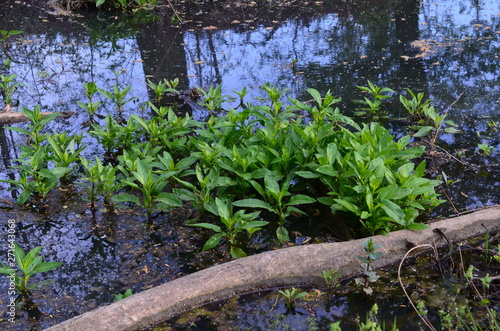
[113,289,133,301]
[278,287,308,310]
[0,242,62,295]
[355,239,383,294]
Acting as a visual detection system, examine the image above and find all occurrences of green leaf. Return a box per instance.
[17,187,34,205]
[241,220,269,229]
[333,199,360,214]
[412,126,433,137]
[406,223,428,231]
[112,194,141,205]
[202,233,225,251]
[233,198,274,212]
[381,201,406,225]
[286,194,316,206]
[31,261,62,274]
[264,173,280,198]
[230,246,247,259]
[316,165,338,177]
[189,222,222,233]
[215,198,231,220]
[276,226,289,242]
[28,279,56,290]
[306,88,323,106]
[156,193,183,208]
[0,264,15,275]
[295,171,320,179]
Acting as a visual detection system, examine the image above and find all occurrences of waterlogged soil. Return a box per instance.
[151,234,500,331]
[0,188,339,330]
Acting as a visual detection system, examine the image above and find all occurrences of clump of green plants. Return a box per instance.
[146,78,179,106]
[2,80,445,257]
[354,239,383,295]
[1,106,73,205]
[0,242,62,295]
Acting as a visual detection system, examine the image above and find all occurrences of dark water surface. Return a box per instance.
[0,0,499,329]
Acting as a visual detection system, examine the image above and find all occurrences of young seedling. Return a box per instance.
[146,78,179,105]
[278,287,308,310]
[355,239,383,295]
[113,289,133,301]
[0,74,24,105]
[77,82,102,123]
[399,88,433,120]
[0,242,62,295]
[354,80,395,115]
[321,268,341,290]
[0,29,22,53]
[98,84,135,114]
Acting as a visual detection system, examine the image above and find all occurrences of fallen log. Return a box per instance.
[0,104,74,125]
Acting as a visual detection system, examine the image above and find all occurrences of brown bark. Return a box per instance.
[0,104,74,125]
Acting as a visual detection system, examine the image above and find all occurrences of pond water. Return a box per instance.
[0,0,499,329]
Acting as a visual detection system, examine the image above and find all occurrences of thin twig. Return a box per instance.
[439,184,459,215]
[454,204,500,216]
[398,244,438,331]
[431,92,464,146]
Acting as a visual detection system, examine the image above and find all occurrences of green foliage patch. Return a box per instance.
[3,80,444,257]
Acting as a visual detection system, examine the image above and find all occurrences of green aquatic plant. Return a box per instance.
[114,158,182,225]
[147,78,179,105]
[0,29,22,53]
[189,197,267,258]
[278,287,308,310]
[233,171,316,242]
[80,156,121,213]
[5,105,61,150]
[174,164,233,214]
[47,133,86,169]
[197,84,234,113]
[477,142,494,156]
[0,74,24,105]
[98,84,135,113]
[354,80,395,115]
[77,82,101,123]
[355,239,383,295]
[399,88,433,120]
[0,242,62,295]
